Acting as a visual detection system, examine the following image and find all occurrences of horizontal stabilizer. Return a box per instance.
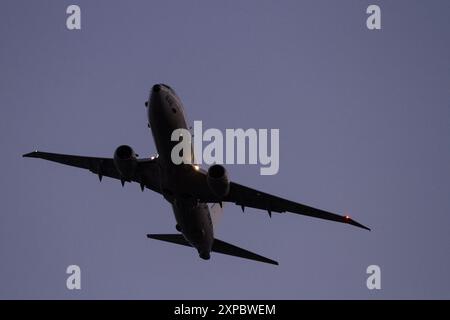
[146,234,191,247]
[212,238,278,265]
[146,234,278,265]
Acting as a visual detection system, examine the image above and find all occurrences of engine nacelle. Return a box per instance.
[113,145,137,179]
[207,164,230,198]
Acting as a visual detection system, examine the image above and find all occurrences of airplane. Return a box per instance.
[23,84,370,266]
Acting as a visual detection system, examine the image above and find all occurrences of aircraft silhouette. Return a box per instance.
[23,84,369,265]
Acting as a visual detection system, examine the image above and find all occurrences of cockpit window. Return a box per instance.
[161,84,173,91]
[160,84,181,103]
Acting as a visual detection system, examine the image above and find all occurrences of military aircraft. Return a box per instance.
[23,84,370,265]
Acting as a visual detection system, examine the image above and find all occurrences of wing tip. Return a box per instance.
[269,259,279,266]
[23,150,40,158]
[349,219,371,231]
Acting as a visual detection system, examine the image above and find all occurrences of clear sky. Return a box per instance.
[1,0,449,299]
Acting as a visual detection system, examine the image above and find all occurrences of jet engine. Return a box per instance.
[207,164,230,198]
[113,145,137,179]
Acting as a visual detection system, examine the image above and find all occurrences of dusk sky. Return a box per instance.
[1,0,449,299]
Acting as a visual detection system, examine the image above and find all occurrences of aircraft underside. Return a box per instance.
[22,83,369,266]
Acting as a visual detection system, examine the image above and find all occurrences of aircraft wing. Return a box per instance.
[222,181,370,231]
[22,151,161,193]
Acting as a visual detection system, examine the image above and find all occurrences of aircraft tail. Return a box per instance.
[146,234,278,266]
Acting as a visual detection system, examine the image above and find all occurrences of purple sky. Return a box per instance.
[1,0,450,299]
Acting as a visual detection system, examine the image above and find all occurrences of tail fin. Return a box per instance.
[146,234,278,266]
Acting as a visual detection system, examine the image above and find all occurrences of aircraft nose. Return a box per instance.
[152,84,161,93]
[149,84,163,108]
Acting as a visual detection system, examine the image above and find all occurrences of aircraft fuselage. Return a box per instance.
[147,84,213,260]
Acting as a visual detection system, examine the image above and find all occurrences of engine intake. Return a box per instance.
[114,145,137,179]
[207,164,230,198]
